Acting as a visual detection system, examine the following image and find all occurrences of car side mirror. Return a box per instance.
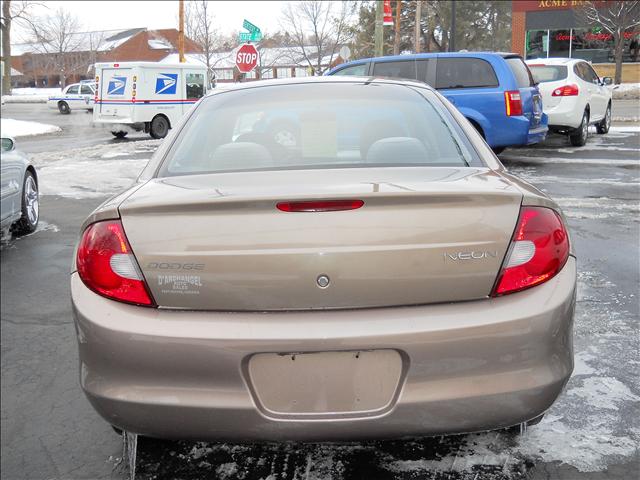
[602,77,613,86]
[1,137,15,152]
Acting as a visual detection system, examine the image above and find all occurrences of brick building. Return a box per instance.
[511,1,639,82]
[11,28,202,88]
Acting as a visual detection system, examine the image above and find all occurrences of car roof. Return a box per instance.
[334,52,520,66]
[204,76,435,98]
[66,81,95,87]
[525,57,581,65]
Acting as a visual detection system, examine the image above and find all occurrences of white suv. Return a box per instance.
[526,58,612,146]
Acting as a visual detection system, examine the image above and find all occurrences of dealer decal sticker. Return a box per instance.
[158,274,202,295]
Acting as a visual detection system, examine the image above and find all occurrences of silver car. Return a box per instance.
[1,137,39,236]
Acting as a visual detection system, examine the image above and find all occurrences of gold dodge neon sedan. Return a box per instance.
[71,77,575,441]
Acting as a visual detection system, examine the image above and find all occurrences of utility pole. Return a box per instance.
[178,0,185,63]
[2,0,12,95]
[449,0,456,52]
[393,0,401,55]
[414,0,421,53]
[374,0,384,57]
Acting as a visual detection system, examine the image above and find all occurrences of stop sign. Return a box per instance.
[235,43,259,73]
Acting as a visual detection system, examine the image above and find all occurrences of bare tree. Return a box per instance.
[185,0,217,84]
[28,7,82,87]
[577,1,640,84]
[1,1,40,94]
[280,1,354,75]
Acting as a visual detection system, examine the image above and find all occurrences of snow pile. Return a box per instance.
[2,87,61,104]
[10,87,61,96]
[610,82,640,99]
[0,118,61,137]
[30,139,160,198]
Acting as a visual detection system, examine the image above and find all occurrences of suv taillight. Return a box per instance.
[504,90,523,116]
[492,207,570,296]
[76,220,155,306]
[552,84,579,96]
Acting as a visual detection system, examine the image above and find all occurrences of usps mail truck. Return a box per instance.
[93,62,208,139]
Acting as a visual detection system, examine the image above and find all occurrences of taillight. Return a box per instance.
[76,220,155,306]
[504,90,523,116]
[492,207,570,296]
[552,84,579,96]
[277,200,364,212]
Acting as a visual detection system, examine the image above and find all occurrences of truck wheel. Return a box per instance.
[150,116,170,139]
[58,101,70,114]
[569,110,589,147]
[111,131,128,139]
[596,103,611,134]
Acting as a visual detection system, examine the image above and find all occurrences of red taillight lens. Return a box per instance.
[504,90,523,116]
[76,220,155,306]
[277,200,364,212]
[552,84,579,96]
[492,207,570,296]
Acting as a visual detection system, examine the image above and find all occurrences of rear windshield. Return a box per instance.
[435,58,498,89]
[528,65,568,83]
[505,57,534,88]
[160,83,477,177]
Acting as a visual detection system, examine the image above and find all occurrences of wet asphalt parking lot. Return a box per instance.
[1,102,639,480]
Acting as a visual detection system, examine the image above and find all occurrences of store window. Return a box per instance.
[526,28,639,63]
[526,30,549,60]
[549,30,572,58]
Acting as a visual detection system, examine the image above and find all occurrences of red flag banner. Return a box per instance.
[383,0,394,26]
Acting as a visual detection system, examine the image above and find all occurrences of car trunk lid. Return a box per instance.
[119,167,522,310]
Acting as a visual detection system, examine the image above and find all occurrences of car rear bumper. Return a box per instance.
[545,97,583,129]
[489,116,548,148]
[71,257,576,441]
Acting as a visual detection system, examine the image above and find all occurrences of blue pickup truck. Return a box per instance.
[327,52,548,153]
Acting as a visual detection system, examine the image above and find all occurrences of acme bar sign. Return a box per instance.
[512,0,602,12]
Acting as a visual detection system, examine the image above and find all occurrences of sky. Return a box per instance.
[12,0,286,43]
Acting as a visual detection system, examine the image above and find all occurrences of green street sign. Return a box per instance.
[238,19,262,43]
[238,32,262,42]
[243,19,260,34]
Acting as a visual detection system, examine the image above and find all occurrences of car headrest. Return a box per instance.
[360,120,408,159]
[210,142,273,171]
[366,137,429,164]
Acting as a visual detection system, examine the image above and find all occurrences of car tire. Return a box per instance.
[491,147,505,155]
[150,115,170,139]
[569,110,589,147]
[596,103,611,134]
[12,171,39,236]
[111,131,128,139]
[58,101,70,114]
